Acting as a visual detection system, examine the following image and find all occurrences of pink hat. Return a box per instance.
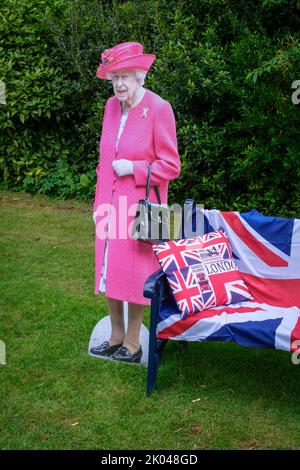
[96,42,156,80]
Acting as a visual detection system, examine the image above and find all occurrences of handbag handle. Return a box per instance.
[145,163,161,205]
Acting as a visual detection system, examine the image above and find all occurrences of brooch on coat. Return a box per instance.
[141,107,149,118]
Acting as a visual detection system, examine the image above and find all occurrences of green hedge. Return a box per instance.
[1,0,300,216]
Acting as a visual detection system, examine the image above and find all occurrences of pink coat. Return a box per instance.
[93,89,180,305]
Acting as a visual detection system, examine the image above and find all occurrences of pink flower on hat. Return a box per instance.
[101,49,116,65]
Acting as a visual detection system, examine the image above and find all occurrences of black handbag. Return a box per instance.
[131,163,170,243]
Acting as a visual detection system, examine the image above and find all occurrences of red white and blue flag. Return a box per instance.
[154,230,252,319]
[156,209,300,353]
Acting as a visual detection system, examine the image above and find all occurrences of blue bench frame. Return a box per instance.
[144,267,171,395]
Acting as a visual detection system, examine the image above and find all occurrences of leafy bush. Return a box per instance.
[1,0,300,216]
[0,0,95,202]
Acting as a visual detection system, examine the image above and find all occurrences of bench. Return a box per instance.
[144,200,300,395]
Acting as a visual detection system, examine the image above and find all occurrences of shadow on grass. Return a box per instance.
[146,340,300,404]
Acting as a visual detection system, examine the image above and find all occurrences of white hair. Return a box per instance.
[107,69,147,86]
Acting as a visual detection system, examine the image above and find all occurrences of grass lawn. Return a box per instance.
[0,189,300,450]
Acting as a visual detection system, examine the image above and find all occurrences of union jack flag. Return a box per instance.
[156,209,300,353]
[167,266,216,317]
[154,229,252,319]
[153,238,204,274]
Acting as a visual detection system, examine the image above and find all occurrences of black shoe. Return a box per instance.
[112,345,143,364]
[90,341,123,357]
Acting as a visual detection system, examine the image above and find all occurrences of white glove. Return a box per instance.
[93,211,97,224]
[112,159,133,176]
